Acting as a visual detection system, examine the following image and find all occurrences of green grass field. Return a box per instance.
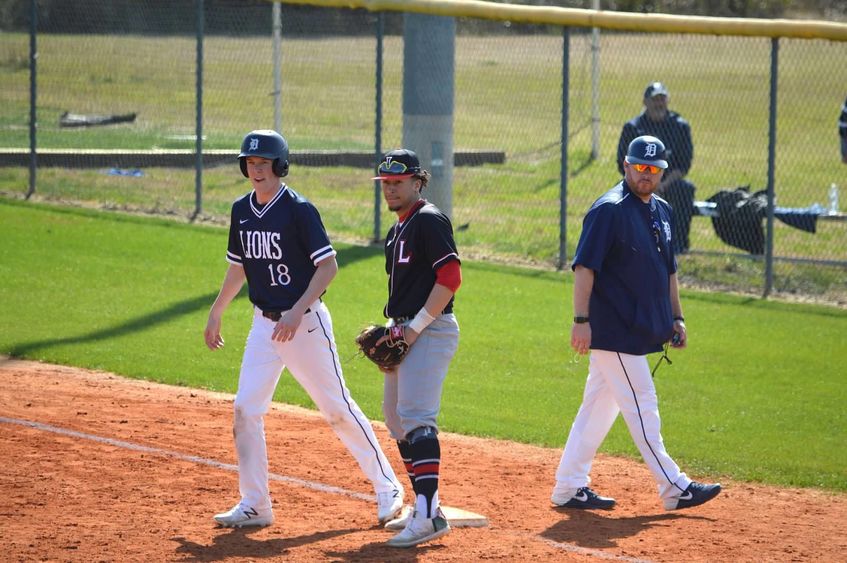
[1,199,844,491]
[2,31,845,299]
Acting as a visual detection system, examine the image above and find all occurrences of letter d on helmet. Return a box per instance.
[625,135,668,169]
[238,130,290,178]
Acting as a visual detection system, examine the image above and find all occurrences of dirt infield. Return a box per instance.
[2,357,845,562]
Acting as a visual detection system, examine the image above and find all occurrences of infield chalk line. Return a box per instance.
[2,415,653,563]
[1,416,373,502]
[538,538,653,563]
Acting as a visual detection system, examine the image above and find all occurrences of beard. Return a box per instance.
[629,178,658,200]
[635,179,656,193]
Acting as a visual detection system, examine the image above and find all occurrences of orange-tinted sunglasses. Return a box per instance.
[632,163,662,174]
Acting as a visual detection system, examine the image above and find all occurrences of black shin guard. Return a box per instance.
[396,439,415,490]
[406,426,441,518]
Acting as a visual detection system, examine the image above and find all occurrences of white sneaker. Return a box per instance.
[213,503,274,528]
[384,504,413,531]
[386,508,451,548]
[376,487,405,524]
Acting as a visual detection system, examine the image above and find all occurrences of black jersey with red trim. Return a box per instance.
[383,200,459,318]
[226,185,336,312]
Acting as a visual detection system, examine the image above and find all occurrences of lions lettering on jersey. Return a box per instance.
[226,185,336,312]
[239,231,283,260]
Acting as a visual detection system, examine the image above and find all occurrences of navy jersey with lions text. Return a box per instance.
[226,185,336,312]
[383,200,459,319]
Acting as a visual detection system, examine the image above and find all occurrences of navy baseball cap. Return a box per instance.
[373,149,422,180]
[644,81,669,98]
[625,135,669,169]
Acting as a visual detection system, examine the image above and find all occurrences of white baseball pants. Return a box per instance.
[554,349,691,503]
[233,302,399,511]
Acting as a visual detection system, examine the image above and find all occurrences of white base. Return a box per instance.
[441,505,489,528]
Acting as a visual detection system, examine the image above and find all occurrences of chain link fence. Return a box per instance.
[1,0,845,303]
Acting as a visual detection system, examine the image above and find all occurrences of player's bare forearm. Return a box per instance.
[296,256,337,313]
[210,264,247,314]
[205,264,246,350]
[669,273,683,318]
[423,283,455,319]
[273,256,338,342]
[571,265,594,354]
[572,266,593,318]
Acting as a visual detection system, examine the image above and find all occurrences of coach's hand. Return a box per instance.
[571,323,591,355]
[671,319,687,349]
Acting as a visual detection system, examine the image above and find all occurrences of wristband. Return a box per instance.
[573,316,590,324]
[673,316,685,322]
[408,308,436,333]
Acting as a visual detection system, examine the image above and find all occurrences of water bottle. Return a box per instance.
[829,183,839,214]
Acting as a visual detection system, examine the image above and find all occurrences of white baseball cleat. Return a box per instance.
[213,503,274,528]
[384,504,413,531]
[376,487,405,524]
[386,508,451,548]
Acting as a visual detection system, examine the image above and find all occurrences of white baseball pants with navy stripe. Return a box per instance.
[554,350,691,503]
[232,302,400,511]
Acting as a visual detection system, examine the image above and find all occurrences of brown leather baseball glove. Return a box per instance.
[355,324,409,370]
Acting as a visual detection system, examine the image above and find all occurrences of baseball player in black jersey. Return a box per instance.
[370,149,462,548]
[204,130,403,529]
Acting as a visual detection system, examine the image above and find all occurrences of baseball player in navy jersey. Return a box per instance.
[550,135,721,512]
[370,149,461,548]
[204,130,404,528]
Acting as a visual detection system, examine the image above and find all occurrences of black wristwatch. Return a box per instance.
[574,316,590,324]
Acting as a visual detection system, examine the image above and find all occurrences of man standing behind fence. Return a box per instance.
[839,95,847,164]
[617,82,696,254]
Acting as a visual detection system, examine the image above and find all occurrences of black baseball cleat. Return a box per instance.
[553,487,616,510]
[666,481,721,510]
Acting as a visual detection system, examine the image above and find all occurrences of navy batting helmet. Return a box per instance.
[625,135,668,169]
[238,129,289,178]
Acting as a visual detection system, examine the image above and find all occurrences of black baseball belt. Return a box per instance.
[262,307,311,322]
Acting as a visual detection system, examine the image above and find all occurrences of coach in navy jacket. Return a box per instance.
[550,135,721,513]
